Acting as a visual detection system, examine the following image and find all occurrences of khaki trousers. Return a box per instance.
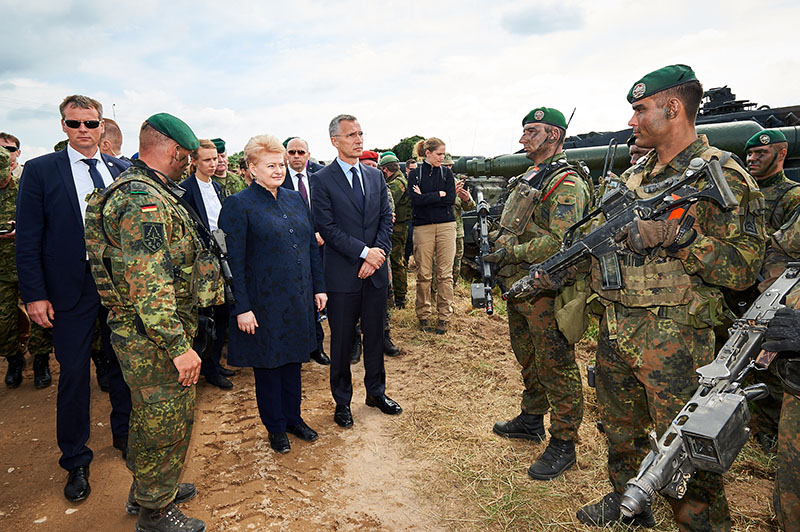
[413,221,456,322]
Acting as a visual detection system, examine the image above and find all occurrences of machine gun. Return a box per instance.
[470,187,497,314]
[619,263,800,518]
[504,156,739,300]
[209,228,236,306]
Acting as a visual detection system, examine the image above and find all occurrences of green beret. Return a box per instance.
[627,64,697,103]
[283,137,296,148]
[522,107,567,129]
[380,150,397,159]
[53,139,69,152]
[0,147,9,174]
[745,129,788,151]
[146,114,199,151]
[379,154,399,166]
[210,138,226,153]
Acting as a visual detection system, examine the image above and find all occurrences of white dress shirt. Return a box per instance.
[196,177,222,232]
[67,144,114,225]
[289,168,311,207]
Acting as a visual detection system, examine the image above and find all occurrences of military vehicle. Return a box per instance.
[455,87,800,271]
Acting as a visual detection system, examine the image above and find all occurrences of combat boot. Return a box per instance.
[350,334,362,364]
[92,350,110,392]
[576,491,655,528]
[528,437,575,480]
[394,297,406,309]
[492,411,545,442]
[136,502,205,532]
[383,330,400,357]
[126,479,197,514]
[5,354,25,388]
[33,353,52,389]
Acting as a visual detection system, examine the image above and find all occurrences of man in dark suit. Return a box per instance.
[16,95,132,502]
[282,136,329,366]
[180,139,234,389]
[311,114,401,428]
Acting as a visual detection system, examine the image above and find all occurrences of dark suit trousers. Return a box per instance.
[327,282,387,405]
[53,269,131,471]
[253,363,302,433]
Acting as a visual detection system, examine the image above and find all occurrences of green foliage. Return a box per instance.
[392,135,425,162]
[227,150,244,168]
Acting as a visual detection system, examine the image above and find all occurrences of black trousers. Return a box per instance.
[200,303,229,379]
[253,363,302,433]
[52,270,131,471]
[327,282,387,406]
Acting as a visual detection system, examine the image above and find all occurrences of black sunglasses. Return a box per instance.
[287,149,307,156]
[2,145,19,153]
[64,119,101,129]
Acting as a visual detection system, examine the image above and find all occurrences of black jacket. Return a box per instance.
[408,161,456,226]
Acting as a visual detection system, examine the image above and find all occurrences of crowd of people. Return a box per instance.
[0,62,798,532]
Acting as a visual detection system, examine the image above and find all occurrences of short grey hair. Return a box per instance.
[329,114,357,137]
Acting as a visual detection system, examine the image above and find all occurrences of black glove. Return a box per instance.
[762,307,800,354]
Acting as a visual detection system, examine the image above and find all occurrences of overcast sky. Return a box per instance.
[1,0,796,165]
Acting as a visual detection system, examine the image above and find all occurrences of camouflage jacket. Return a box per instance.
[454,192,476,238]
[594,136,766,327]
[386,170,411,223]
[212,170,247,199]
[85,165,204,359]
[0,176,19,281]
[496,152,592,284]
[757,170,800,233]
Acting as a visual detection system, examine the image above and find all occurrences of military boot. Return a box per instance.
[350,333,362,364]
[383,330,400,357]
[394,297,406,309]
[528,437,575,480]
[576,491,655,528]
[126,479,197,514]
[92,349,110,392]
[33,354,52,389]
[5,354,25,388]
[136,502,205,532]
[492,412,545,442]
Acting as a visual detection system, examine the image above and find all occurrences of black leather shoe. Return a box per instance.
[64,466,91,502]
[350,335,362,364]
[334,404,353,428]
[286,421,318,442]
[493,412,545,442]
[310,349,331,365]
[217,366,235,377]
[576,491,655,528]
[528,437,576,480]
[204,374,233,390]
[113,435,129,460]
[365,394,402,415]
[5,354,24,388]
[126,480,197,515]
[33,354,52,389]
[268,432,290,453]
[383,330,400,357]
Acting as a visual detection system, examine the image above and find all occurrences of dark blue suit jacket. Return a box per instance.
[179,175,224,246]
[16,149,129,310]
[311,161,392,292]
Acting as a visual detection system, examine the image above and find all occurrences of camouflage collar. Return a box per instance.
[386,169,404,183]
[641,135,708,181]
[757,169,786,188]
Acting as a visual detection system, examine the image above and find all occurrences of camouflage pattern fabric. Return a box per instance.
[87,165,202,509]
[496,152,591,440]
[386,169,411,224]
[591,136,766,532]
[453,193,475,283]
[507,294,583,440]
[390,223,408,302]
[453,236,464,283]
[759,170,800,233]
[0,175,19,282]
[777,387,800,532]
[211,170,247,199]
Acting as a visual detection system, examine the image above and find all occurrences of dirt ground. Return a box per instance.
[0,280,783,531]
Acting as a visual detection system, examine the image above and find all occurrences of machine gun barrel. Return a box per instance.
[210,228,236,305]
[619,263,800,518]
[470,188,495,314]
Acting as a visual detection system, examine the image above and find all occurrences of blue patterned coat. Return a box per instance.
[219,182,325,368]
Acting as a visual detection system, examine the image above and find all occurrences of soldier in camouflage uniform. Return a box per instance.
[210,138,247,199]
[0,147,53,388]
[380,153,411,308]
[745,129,800,449]
[577,65,766,531]
[86,114,218,532]
[759,213,800,532]
[484,107,590,481]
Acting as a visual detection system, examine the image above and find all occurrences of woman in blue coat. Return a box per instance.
[219,134,327,454]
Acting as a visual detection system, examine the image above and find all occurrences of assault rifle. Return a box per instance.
[504,157,739,300]
[619,263,800,518]
[470,187,497,314]
[210,229,236,306]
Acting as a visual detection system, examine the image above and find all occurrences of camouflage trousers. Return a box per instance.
[390,223,408,302]
[453,237,464,284]
[777,392,800,532]
[0,279,52,359]
[108,314,195,510]
[506,294,583,441]
[596,305,731,532]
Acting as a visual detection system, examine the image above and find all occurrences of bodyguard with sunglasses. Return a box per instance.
[15,95,132,503]
[0,132,23,178]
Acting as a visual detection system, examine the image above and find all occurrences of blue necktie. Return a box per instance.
[82,158,106,189]
[350,167,364,210]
